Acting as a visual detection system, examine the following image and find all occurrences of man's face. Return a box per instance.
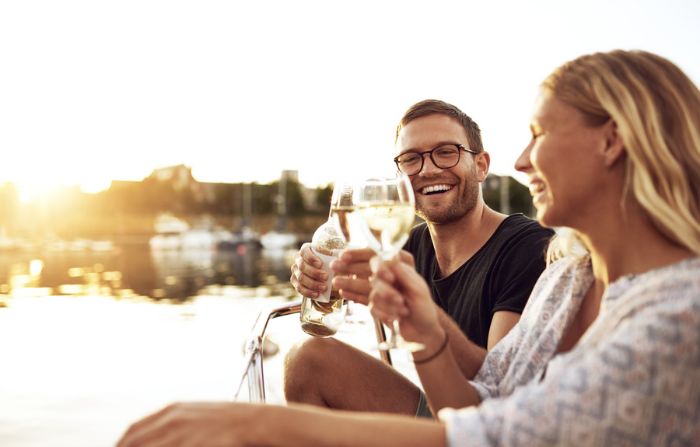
[396,114,484,224]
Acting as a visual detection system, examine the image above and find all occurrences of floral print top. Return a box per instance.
[438,255,700,446]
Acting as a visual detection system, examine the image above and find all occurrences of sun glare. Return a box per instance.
[80,178,113,195]
[17,181,58,204]
[9,167,114,203]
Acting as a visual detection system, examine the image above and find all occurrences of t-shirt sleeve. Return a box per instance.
[488,227,552,315]
[468,257,573,402]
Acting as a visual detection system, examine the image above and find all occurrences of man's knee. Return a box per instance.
[284,337,345,402]
[285,337,343,373]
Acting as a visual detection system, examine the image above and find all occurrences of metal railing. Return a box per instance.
[234,299,391,403]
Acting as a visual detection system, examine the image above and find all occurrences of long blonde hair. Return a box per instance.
[542,50,700,255]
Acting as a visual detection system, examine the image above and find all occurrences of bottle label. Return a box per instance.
[310,247,339,303]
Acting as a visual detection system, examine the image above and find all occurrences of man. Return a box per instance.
[286,99,553,417]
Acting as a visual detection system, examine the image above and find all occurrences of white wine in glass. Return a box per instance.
[355,174,424,352]
[329,181,356,244]
[329,179,366,326]
[357,202,414,259]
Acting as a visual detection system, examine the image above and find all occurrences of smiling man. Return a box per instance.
[286,99,554,418]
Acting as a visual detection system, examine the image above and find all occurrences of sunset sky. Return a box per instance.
[1,0,699,199]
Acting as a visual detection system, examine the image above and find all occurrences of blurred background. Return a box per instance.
[0,166,527,301]
[0,1,698,445]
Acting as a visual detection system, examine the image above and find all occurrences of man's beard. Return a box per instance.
[416,176,480,225]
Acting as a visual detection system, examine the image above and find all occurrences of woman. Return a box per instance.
[117,50,700,446]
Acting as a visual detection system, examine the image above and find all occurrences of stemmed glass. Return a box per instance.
[329,179,366,326]
[354,174,424,352]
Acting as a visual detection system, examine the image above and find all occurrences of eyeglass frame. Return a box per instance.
[393,143,480,176]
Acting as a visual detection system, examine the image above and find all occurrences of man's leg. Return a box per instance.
[284,337,421,414]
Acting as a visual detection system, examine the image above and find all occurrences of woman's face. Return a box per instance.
[515,92,612,229]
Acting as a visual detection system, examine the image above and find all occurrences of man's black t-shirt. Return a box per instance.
[404,214,554,348]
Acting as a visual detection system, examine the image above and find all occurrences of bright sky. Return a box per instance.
[1,0,699,196]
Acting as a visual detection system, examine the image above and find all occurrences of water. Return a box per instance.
[0,243,301,446]
[0,293,295,446]
[0,244,297,300]
[0,244,415,446]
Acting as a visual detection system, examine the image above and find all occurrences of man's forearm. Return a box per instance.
[413,336,483,413]
[436,306,487,379]
[411,309,485,414]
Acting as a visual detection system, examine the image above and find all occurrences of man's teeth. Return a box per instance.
[421,184,452,194]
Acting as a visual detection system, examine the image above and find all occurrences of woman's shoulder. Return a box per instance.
[519,255,592,317]
[608,256,700,313]
[539,254,591,285]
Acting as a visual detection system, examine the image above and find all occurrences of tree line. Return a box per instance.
[0,173,531,241]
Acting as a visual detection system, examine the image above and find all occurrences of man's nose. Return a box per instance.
[419,153,442,175]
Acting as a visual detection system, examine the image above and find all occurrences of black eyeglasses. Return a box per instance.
[393,143,479,176]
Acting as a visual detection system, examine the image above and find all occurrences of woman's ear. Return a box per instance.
[602,120,626,167]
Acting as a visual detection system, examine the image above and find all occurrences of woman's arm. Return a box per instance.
[117,402,446,447]
[369,259,485,413]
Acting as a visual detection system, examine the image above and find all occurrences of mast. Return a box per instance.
[276,172,287,232]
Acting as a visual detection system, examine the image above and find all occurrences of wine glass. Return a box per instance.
[329,179,366,326]
[354,174,424,352]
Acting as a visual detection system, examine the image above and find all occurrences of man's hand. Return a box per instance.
[290,243,327,298]
[331,249,415,305]
[329,248,374,305]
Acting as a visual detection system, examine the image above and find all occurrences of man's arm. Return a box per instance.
[483,225,553,350]
[333,249,489,381]
[487,311,521,350]
[435,305,487,379]
[369,260,487,413]
[333,249,489,379]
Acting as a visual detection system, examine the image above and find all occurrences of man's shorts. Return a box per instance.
[415,390,434,418]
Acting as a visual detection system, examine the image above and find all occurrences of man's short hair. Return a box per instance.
[396,99,484,152]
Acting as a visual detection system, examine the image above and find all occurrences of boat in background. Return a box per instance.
[260,172,298,250]
[149,214,190,250]
[217,226,262,251]
[216,183,263,251]
[260,231,297,250]
[150,214,243,251]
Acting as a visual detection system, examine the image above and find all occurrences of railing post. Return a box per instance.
[246,345,265,403]
[235,299,393,403]
[373,317,392,366]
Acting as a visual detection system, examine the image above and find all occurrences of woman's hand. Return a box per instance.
[368,255,442,345]
[117,402,258,447]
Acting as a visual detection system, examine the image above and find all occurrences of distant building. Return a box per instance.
[148,164,219,204]
[107,166,330,217]
[280,170,299,184]
[150,164,195,191]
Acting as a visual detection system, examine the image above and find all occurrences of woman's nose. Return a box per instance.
[515,142,533,173]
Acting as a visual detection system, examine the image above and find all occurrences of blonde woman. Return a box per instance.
[118,50,700,446]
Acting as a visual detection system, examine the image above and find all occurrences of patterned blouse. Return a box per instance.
[438,255,700,446]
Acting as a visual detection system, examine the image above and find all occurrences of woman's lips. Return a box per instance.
[528,179,546,203]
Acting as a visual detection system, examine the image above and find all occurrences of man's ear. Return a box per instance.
[602,120,626,167]
[475,151,490,181]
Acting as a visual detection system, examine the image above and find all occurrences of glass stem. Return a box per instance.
[391,319,401,345]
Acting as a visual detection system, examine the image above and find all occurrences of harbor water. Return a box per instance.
[0,244,294,446]
[0,243,408,446]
